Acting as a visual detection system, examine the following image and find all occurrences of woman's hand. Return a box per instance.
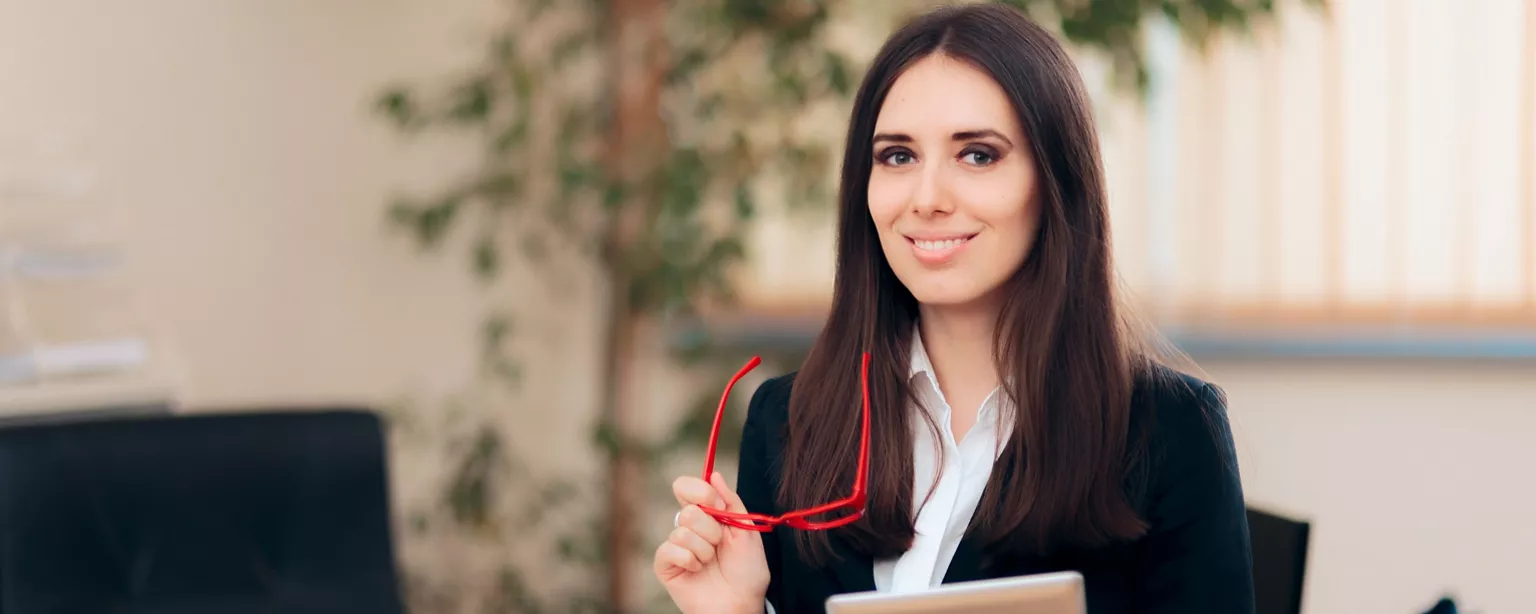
[654,472,770,614]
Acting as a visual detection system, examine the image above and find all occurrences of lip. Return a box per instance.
[904,232,978,265]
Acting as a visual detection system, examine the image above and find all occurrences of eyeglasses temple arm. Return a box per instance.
[853,351,871,504]
[704,356,762,481]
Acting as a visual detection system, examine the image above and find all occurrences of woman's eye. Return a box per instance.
[879,149,916,166]
[961,150,996,166]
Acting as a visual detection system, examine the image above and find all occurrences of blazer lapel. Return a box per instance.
[942,533,991,584]
[943,456,1017,585]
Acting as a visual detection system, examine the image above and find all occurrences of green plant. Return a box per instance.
[374,0,1312,612]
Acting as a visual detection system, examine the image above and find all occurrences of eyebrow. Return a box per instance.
[871,129,1015,148]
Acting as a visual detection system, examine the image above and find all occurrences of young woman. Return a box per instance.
[653,4,1253,613]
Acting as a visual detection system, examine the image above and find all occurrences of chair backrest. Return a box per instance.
[1247,506,1310,614]
[0,403,172,429]
[0,409,404,614]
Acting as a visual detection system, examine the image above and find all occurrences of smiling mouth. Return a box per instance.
[908,234,978,251]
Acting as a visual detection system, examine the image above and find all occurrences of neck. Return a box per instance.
[916,300,1000,397]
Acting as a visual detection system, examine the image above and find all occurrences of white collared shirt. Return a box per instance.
[873,330,1011,592]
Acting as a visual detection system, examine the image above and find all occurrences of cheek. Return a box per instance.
[955,172,1037,230]
[959,176,1040,267]
[993,201,1040,258]
[866,173,908,225]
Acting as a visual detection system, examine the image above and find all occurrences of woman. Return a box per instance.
[654,4,1253,613]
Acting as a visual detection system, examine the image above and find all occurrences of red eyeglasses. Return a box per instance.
[699,352,871,532]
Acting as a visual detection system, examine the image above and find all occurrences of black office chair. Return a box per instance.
[1247,506,1311,614]
[0,409,405,614]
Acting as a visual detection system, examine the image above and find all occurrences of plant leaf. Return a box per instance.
[733,184,755,220]
[824,50,852,96]
[375,87,418,129]
[448,76,495,124]
[415,198,461,248]
[473,235,500,280]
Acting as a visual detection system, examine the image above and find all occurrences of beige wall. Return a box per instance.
[1,0,517,410]
[1210,360,1536,614]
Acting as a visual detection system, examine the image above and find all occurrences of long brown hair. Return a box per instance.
[780,3,1161,565]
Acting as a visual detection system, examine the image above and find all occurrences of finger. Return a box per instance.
[668,526,717,566]
[672,476,718,508]
[678,505,724,546]
[711,471,749,514]
[653,542,702,576]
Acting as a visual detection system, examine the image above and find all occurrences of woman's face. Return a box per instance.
[867,53,1040,311]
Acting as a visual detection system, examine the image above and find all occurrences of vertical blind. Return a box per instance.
[1114,0,1536,328]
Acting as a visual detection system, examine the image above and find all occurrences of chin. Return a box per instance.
[904,284,988,308]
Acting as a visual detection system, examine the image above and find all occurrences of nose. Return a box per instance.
[910,164,951,217]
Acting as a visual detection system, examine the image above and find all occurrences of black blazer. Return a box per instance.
[736,365,1255,614]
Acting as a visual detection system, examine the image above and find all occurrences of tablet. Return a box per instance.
[824,571,1086,614]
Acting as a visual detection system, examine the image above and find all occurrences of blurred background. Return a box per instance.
[1,0,1533,613]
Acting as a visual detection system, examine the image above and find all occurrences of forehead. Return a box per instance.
[874,54,1021,136]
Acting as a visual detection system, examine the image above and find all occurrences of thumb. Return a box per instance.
[710,471,748,514]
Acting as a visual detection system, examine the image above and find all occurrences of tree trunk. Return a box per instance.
[604,0,667,611]
[600,290,642,612]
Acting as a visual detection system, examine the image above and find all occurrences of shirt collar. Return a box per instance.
[909,326,936,381]
[908,324,1016,427]
[907,328,944,423]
